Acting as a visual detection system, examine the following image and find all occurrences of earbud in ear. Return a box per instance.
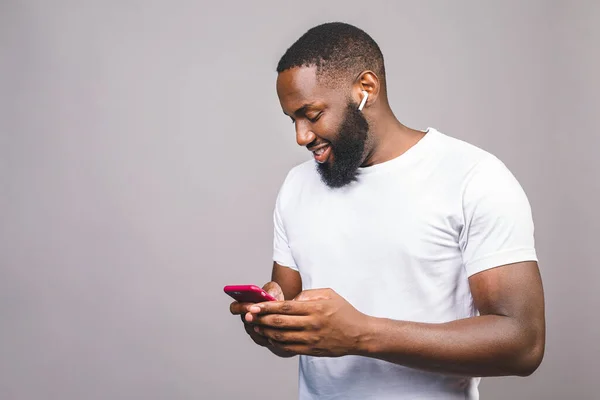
[358,90,369,111]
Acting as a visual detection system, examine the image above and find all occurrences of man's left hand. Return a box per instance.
[245,288,367,357]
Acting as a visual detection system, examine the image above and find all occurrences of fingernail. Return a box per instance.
[254,326,260,333]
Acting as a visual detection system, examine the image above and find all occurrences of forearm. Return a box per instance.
[356,314,543,377]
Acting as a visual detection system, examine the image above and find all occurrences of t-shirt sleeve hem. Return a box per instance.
[273,249,298,271]
[465,247,538,277]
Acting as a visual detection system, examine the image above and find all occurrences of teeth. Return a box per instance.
[314,146,327,156]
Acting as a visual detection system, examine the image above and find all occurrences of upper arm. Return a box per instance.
[460,156,545,365]
[469,261,545,327]
[459,156,537,277]
[468,261,545,367]
[271,261,302,300]
[272,170,301,299]
[460,155,544,324]
[459,156,543,321]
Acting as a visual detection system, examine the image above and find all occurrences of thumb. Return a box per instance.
[262,281,284,301]
[294,288,333,302]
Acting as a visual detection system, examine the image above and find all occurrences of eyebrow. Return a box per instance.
[283,103,317,117]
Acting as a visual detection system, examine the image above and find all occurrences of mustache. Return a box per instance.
[308,139,331,149]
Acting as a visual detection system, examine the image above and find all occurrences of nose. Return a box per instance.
[295,121,317,147]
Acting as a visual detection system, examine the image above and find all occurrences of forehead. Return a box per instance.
[276,66,342,113]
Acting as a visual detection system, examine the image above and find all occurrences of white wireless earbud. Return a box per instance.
[358,90,368,111]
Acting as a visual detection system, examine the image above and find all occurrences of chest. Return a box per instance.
[284,180,464,273]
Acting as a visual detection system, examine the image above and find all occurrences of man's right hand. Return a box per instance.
[229,282,295,355]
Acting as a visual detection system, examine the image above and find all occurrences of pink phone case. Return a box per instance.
[223,285,277,303]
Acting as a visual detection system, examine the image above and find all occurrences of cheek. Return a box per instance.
[316,119,343,143]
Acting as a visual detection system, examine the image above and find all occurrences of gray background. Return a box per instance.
[1,1,598,399]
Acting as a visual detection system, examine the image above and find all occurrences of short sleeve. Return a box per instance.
[272,181,298,270]
[459,156,538,277]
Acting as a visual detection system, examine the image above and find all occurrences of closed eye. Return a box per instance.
[307,112,322,123]
[287,112,322,124]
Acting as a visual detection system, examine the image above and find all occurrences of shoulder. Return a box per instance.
[429,128,518,186]
[430,128,498,168]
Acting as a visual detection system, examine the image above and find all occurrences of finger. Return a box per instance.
[230,301,253,315]
[247,300,313,315]
[253,314,311,330]
[294,288,333,302]
[245,312,256,323]
[270,342,323,356]
[257,327,310,344]
[244,324,270,347]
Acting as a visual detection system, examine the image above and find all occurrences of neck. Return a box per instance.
[360,106,426,167]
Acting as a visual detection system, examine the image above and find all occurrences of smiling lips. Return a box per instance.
[309,144,332,164]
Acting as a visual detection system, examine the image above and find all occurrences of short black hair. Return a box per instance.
[276,22,385,88]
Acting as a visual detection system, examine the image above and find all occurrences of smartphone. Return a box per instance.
[223,285,277,303]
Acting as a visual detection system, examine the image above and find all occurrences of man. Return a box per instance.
[230,22,545,399]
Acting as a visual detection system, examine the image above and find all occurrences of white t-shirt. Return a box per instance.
[272,127,537,400]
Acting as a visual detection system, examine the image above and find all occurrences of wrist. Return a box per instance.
[354,314,381,357]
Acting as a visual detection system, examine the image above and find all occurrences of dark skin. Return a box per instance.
[229,66,546,376]
[230,263,301,358]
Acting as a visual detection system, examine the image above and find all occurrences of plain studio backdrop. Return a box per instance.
[1,1,598,399]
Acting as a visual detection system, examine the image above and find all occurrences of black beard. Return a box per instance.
[316,101,369,188]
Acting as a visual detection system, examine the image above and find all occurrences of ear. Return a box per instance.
[353,70,380,110]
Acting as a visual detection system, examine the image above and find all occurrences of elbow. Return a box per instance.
[513,333,545,377]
